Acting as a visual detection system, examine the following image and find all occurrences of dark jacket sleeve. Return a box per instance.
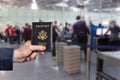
[0,48,13,70]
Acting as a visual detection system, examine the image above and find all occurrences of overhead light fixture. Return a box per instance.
[0,5,1,8]
[115,7,120,11]
[31,0,38,10]
[94,9,98,11]
[32,0,36,3]
[83,0,91,5]
[70,6,78,12]
[63,0,69,2]
[54,2,68,7]
[102,20,109,26]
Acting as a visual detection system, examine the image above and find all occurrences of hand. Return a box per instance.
[14,41,46,63]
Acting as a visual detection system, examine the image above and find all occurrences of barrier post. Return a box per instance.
[86,47,91,80]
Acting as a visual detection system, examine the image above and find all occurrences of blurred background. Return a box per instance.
[0,0,120,28]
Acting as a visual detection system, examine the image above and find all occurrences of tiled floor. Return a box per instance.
[0,42,120,80]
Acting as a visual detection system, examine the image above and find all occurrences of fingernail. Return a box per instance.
[43,46,46,50]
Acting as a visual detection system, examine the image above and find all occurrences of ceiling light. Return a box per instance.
[63,0,69,2]
[31,0,38,10]
[102,20,109,26]
[70,7,78,12]
[32,0,36,3]
[93,9,98,11]
[0,5,1,8]
[83,1,89,5]
[116,7,120,11]
[31,3,38,10]
[54,2,68,7]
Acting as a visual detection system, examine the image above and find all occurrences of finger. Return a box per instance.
[29,45,46,51]
[25,53,37,62]
[20,58,28,63]
[29,52,37,60]
[26,57,30,61]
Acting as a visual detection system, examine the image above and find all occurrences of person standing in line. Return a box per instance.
[68,23,73,34]
[23,23,31,42]
[58,23,63,32]
[0,32,3,41]
[63,22,69,34]
[52,21,60,59]
[10,26,16,44]
[4,24,11,42]
[15,25,21,44]
[5,24,15,44]
[72,16,90,61]
[21,27,25,42]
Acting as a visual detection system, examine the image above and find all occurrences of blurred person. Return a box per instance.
[68,23,73,33]
[3,32,7,42]
[13,27,17,42]
[15,25,21,44]
[52,21,60,59]
[90,22,104,45]
[0,32,3,40]
[0,28,2,40]
[72,16,90,61]
[21,27,25,42]
[4,24,10,41]
[0,41,46,70]
[5,24,15,44]
[105,20,120,46]
[63,22,69,34]
[98,23,104,28]
[0,32,5,42]
[23,23,31,42]
[58,23,64,37]
[58,23,63,32]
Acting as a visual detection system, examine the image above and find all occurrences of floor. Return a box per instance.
[0,42,120,80]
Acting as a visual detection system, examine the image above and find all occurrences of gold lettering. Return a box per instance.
[35,25,49,28]
[38,42,47,46]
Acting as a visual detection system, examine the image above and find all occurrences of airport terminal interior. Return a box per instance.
[0,0,120,80]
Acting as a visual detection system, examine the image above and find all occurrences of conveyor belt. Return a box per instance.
[96,51,120,80]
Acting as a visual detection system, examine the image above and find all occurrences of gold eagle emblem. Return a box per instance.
[37,30,48,40]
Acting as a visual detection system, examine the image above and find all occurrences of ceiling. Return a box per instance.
[0,0,120,12]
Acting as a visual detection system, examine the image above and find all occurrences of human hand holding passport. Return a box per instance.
[32,22,52,52]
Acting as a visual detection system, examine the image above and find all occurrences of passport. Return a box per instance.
[32,22,52,51]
